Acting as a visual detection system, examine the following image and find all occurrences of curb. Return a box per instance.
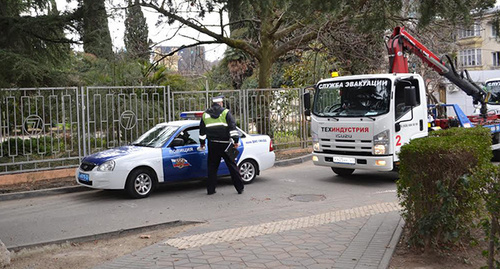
[7,220,201,252]
[0,155,312,202]
[379,216,404,269]
[273,154,312,167]
[0,185,91,202]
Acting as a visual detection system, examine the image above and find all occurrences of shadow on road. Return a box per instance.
[320,170,399,187]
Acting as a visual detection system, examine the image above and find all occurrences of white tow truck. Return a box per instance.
[304,27,500,176]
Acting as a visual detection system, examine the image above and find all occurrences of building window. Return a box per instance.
[457,23,481,39]
[492,24,499,38]
[493,52,500,66]
[459,49,482,66]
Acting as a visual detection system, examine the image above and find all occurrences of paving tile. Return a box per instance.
[93,203,402,269]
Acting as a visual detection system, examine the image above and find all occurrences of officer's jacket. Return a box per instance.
[199,104,239,144]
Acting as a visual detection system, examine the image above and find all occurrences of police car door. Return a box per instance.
[162,127,207,181]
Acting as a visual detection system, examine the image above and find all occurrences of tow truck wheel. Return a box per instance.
[126,168,156,199]
[239,160,258,184]
[331,168,355,176]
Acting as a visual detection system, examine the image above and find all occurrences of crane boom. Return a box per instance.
[387,26,487,117]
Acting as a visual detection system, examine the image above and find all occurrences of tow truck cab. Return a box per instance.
[304,73,428,175]
[485,79,500,113]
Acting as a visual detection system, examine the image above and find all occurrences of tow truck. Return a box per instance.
[304,26,500,175]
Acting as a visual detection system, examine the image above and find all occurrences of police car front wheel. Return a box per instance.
[239,160,258,184]
[126,168,157,199]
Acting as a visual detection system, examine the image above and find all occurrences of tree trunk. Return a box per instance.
[255,40,273,137]
[488,214,498,269]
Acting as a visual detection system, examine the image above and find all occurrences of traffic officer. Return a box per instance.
[199,95,244,195]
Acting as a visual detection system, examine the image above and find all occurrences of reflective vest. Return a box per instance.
[202,109,229,128]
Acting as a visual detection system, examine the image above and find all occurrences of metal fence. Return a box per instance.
[0,86,310,175]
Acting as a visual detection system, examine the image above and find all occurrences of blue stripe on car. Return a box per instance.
[82,146,142,165]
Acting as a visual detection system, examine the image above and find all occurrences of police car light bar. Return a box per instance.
[180,111,204,119]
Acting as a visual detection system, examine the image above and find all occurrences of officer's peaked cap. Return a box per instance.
[212,95,224,103]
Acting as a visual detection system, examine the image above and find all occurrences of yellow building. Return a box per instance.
[456,7,500,71]
[152,46,181,72]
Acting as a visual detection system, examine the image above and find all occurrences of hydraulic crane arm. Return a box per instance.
[387,26,487,117]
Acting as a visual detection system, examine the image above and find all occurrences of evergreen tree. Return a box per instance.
[0,0,74,87]
[81,0,114,60]
[125,0,150,62]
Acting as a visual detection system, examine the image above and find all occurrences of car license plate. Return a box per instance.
[333,156,355,165]
[78,172,90,182]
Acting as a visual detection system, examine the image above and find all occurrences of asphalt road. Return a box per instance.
[0,161,399,250]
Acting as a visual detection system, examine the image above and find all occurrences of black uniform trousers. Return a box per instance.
[207,141,244,194]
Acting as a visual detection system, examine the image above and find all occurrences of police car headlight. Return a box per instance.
[97,160,115,171]
[373,130,390,155]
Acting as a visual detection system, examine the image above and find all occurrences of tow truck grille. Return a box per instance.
[322,150,373,156]
[320,138,373,154]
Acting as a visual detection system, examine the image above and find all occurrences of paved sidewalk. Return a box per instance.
[94,202,403,269]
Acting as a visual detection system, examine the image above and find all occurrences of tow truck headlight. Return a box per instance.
[312,133,321,152]
[313,142,321,151]
[373,130,390,155]
[97,160,115,171]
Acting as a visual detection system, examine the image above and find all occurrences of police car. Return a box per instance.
[75,112,275,198]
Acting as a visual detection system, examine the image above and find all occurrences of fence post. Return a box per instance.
[205,81,209,108]
[80,86,87,157]
[166,85,171,122]
[299,87,307,149]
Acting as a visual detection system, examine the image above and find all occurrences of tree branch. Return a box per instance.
[274,21,305,41]
[146,40,219,77]
[273,29,319,59]
[140,1,259,57]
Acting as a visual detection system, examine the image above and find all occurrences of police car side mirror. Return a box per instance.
[170,138,184,147]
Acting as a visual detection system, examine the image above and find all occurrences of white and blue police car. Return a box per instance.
[75,112,276,198]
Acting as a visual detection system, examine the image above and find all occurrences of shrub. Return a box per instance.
[397,127,491,251]
[470,164,500,268]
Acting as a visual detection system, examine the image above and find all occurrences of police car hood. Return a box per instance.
[82,146,157,165]
[206,104,224,118]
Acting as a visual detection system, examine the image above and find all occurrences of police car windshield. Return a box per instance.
[486,81,500,105]
[313,79,390,117]
[132,125,179,148]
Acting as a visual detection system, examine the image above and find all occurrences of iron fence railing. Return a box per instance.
[0,86,311,175]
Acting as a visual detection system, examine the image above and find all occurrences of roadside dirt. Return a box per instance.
[7,223,199,269]
[274,147,311,161]
[389,224,488,268]
[0,177,77,194]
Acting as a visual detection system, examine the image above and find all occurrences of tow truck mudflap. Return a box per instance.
[312,152,394,171]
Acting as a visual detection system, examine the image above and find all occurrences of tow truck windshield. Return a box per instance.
[313,79,391,117]
[486,80,500,105]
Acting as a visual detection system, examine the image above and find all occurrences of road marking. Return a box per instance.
[164,202,401,249]
[374,190,397,194]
